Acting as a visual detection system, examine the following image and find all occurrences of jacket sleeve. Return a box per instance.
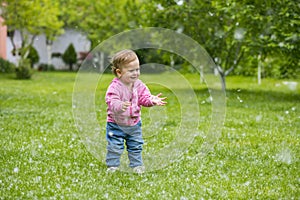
[106,85,124,114]
[137,83,154,107]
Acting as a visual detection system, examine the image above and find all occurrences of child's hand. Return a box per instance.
[151,93,167,106]
[121,101,131,111]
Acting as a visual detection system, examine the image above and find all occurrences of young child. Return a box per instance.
[105,49,166,174]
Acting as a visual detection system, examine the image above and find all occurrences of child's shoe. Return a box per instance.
[133,166,145,174]
[107,167,119,173]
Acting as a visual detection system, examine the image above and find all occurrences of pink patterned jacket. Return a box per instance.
[105,77,154,126]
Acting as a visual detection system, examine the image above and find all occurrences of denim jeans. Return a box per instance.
[106,121,144,168]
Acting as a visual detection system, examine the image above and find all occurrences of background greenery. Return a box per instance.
[0,72,299,199]
[0,0,299,79]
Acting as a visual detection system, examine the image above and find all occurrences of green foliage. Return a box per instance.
[0,0,64,62]
[15,59,33,79]
[1,0,299,79]
[27,45,40,68]
[126,0,299,79]
[0,72,299,199]
[37,63,56,71]
[62,43,77,71]
[0,58,16,73]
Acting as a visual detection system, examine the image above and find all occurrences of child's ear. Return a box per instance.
[116,69,121,77]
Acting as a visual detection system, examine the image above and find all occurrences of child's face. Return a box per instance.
[117,58,140,85]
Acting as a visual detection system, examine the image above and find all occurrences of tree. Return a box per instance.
[0,0,64,66]
[138,0,299,87]
[62,43,77,71]
[235,0,300,81]
[27,45,39,68]
[58,0,146,71]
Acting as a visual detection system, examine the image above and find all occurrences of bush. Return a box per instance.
[62,43,77,71]
[16,59,33,79]
[0,58,16,73]
[38,63,55,71]
[27,45,40,68]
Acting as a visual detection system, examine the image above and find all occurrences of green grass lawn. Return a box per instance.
[0,72,299,199]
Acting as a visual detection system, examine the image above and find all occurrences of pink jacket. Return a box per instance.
[105,78,154,126]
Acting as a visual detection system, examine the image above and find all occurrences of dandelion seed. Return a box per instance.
[237,96,243,103]
[277,115,284,121]
[234,28,246,40]
[206,96,213,103]
[104,193,109,199]
[13,167,19,173]
[256,115,262,122]
[243,181,251,186]
[34,176,42,183]
[285,110,289,114]
[108,132,113,137]
[275,148,292,164]
[279,42,285,47]
[208,11,214,16]
[157,4,164,10]
[175,0,184,6]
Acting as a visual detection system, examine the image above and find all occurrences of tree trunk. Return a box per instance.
[220,73,226,91]
[100,51,104,73]
[47,44,52,66]
[216,65,226,90]
[257,53,262,85]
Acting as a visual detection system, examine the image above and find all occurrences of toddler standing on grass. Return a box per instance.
[105,49,167,174]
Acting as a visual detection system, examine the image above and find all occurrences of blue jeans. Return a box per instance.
[106,121,144,168]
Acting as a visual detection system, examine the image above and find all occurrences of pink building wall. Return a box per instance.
[0,16,7,59]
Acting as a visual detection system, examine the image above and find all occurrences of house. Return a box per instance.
[29,29,91,70]
[0,16,7,60]
[0,15,91,70]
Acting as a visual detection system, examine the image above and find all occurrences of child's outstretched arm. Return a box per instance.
[150,93,167,106]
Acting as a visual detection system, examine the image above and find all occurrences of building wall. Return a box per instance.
[6,29,91,69]
[0,16,7,59]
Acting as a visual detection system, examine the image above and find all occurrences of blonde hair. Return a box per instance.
[110,49,138,76]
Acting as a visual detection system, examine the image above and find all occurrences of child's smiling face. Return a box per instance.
[117,58,140,86]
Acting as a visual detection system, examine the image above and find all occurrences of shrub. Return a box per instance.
[62,43,77,71]
[38,63,55,71]
[0,57,16,73]
[16,59,33,79]
[27,45,40,68]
